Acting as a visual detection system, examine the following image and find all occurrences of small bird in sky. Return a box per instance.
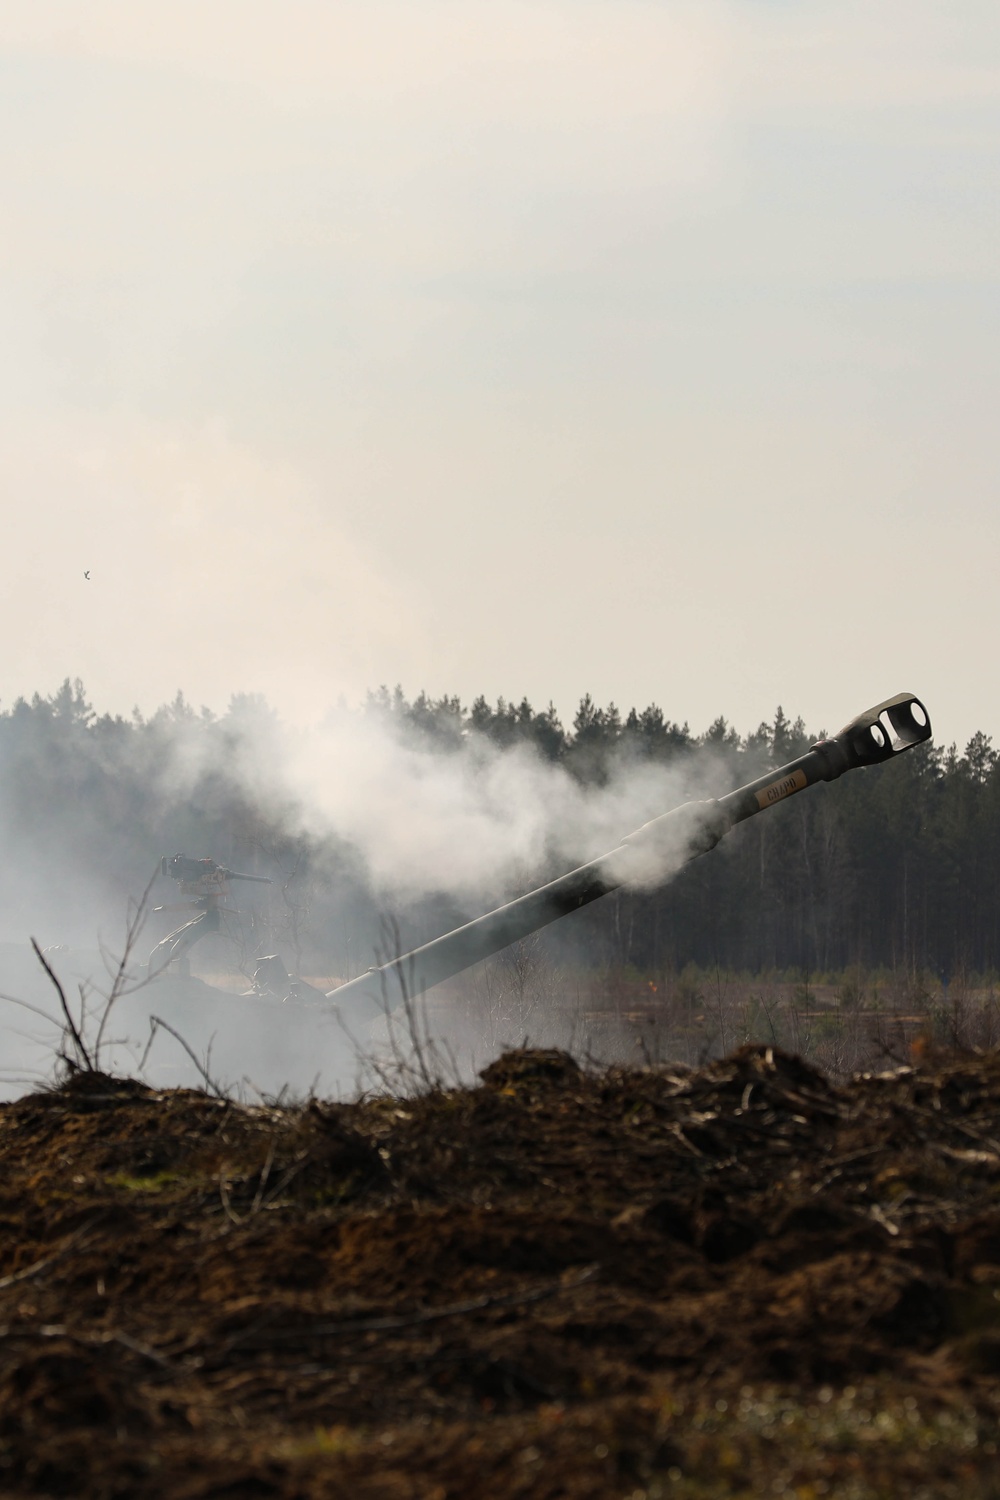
[84,570,90,580]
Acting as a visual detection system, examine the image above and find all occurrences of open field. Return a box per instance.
[424,960,1000,1085]
[2,1042,1000,1497]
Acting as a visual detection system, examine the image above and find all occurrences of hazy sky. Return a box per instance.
[1,1,997,749]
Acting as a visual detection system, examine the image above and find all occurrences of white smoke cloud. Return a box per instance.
[127,669,731,912]
[0,682,742,1102]
[236,703,729,908]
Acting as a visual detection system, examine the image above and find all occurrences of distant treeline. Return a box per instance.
[373,686,1000,979]
[1,679,997,979]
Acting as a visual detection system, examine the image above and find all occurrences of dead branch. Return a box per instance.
[0,1219,102,1292]
[147,1015,227,1098]
[93,868,161,1060]
[31,939,93,1071]
[223,1264,599,1351]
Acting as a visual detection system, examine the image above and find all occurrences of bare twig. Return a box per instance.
[369,913,461,1095]
[93,869,160,1060]
[218,1140,279,1229]
[225,1265,599,1349]
[249,1140,276,1217]
[147,1016,226,1098]
[0,991,62,1030]
[31,939,93,1071]
[0,1219,101,1292]
[137,1017,159,1075]
[218,1172,242,1226]
[105,1328,177,1370]
[0,1323,177,1372]
[258,1151,309,1208]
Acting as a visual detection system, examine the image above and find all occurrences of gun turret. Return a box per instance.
[326,692,931,1024]
[149,855,272,974]
[160,855,272,886]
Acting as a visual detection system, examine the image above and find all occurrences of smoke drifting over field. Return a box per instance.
[0,682,752,1099]
[129,688,734,923]
[0,684,742,967]
[286,713,715,905]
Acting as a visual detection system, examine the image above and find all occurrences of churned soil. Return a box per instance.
[2,1044,1000,1498]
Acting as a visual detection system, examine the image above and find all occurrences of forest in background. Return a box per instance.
[0,678,997,984]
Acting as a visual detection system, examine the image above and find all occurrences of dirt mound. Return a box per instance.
[1,1044,999,1496]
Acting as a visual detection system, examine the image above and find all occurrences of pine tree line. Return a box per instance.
[0,680,996,978]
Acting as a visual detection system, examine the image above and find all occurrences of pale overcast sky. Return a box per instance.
[0,2,997,747]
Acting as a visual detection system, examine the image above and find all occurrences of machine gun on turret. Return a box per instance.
[149,855,272,976]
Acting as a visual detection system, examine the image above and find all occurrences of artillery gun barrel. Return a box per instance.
[326,692,931,1024]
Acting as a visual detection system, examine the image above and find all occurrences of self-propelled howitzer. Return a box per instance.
[326,692,931,1024]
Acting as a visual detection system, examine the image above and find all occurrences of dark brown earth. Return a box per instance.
[2,1043,1000,1497]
